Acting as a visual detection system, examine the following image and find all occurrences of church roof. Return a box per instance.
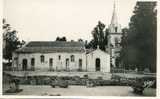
[15,41,85,53]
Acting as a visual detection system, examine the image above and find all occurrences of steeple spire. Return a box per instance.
[109,0,121,33]
[110,0,118,27]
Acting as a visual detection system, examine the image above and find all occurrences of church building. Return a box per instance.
[12,41,110,72]
[11,1,122,72]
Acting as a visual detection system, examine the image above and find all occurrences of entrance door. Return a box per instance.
[95,58,100,71]
[22,59,28,71]
[79,59,82,71]
[31,58,35,71]
[66,58,69,71]
[49,58,53,71]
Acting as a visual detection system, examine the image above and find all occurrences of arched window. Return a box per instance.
[31,58,35,66]
[79,59,82,71]
[40,55,45,63]
[115,27,118,33]
[71,55,75,62]
[58,55,61,60]
[114,37,119,47]
[49,58,53,66]
[14,57,18,66]
[31,58,35,71]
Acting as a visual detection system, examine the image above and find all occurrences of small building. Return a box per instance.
[87,46,110,72]
[12,41,110,72]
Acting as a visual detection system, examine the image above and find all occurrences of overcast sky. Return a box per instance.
[4,0,137,42]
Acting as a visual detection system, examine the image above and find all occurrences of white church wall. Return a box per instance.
[109,24,122,33]
[109,34,122,47]
[13,52,87,71]
[87,49,110,72]
[12,49,110,72]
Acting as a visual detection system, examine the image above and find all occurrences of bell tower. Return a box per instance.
[108,0,122,67]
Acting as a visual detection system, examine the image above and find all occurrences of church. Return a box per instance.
[12,2,122,73]
[12,41,110,72]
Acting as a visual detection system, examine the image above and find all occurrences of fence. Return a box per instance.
[111,68,137,73]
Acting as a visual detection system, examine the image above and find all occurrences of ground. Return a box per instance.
[4,85,139,96]
[3,71,156,96]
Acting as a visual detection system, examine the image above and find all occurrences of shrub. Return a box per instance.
[83,74,88,79]
[143,68,151,73]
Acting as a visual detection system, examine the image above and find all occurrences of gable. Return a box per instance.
[87,49,110,56]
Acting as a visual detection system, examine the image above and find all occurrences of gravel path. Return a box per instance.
[4,85,140,96]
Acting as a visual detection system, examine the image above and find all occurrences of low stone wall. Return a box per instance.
[4,71,112,80]
[3,72,128,86]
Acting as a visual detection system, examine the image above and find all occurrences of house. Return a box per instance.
[12,41,110,72]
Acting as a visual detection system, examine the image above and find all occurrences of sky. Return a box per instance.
[3,0,137,42]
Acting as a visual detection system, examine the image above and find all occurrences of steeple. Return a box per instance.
[111,0,118,27]
[109,0,121,33]
[108,0,122,68]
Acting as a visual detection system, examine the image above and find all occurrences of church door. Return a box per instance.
[22,59,28,71]
[49,58,53,71]
[95,58,100,71]
[79,59,82,71]
[66,58,69,71]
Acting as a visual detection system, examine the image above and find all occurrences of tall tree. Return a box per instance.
[3,19,25,62]
[119,28,129,69]
[87,21,109,51]
[121,2,157,72]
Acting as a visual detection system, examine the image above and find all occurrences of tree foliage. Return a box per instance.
[119,28,129,68]
[120,2,157,72]
[3,19,25,62]
[87,21,109,51]
[56,36,67,41]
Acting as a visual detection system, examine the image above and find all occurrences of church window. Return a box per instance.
[115,27,118,33]
[115,37,119,46]
[14,57,18,66]
[71,55,75,62]
[40,55,45,63]
[58,55,61,60]
[31,58,35,66]
[49,58,53,66]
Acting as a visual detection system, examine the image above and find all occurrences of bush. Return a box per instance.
[111,75,121,82]
[83,75,88,79]
[143,68,151,73]
[3,62,12,71]
[97,76,103,80]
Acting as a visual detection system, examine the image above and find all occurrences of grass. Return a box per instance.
[143,88,156,96]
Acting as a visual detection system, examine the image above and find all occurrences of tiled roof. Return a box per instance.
[15,41,85,53]
[26,41,84,47]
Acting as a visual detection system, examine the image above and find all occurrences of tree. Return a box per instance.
[61,37,66,41]
[121,2,157,72]
[3,19,25,62]
[56,36,67,41]
[119,28,129,69]
[87,21,109,51]
[56,37,60,41]
[78,38,83,42]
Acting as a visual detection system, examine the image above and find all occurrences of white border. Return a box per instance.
[0,0,159,98]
